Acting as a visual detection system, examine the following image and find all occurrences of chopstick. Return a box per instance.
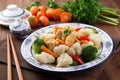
[7,35,12,80]
[7,34,24,80]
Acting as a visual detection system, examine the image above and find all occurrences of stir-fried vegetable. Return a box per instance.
[85,27,98,34]
[41,45,58,58]
[75,27,81,31]
[56,38,65,44]
[70,60,79,66]
[81,45,98,62]
[70,54,84,64]
[32,25,102,67]
[77,35,91,41]
[64,27,71,35]
[32,38,47,54]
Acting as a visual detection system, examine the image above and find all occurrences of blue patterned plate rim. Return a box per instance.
[21,23,113,72]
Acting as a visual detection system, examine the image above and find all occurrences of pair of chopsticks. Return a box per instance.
[7,34,24,80]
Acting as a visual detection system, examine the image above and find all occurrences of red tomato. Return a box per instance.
[36,11,45,18]
[45,8,54,19]
[39,6,46,12]
[39,16,49,26]
[28,15,39,27]
[30,6,39,15]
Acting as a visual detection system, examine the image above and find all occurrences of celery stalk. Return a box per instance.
[97,18,118,26]
[102,7,118,12]
[101,9,120,17]
[99,14,119,24]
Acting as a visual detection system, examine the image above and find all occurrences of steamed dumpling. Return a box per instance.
[35,52,55,64]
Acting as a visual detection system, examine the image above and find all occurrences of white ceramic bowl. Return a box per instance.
[9,19,31,38]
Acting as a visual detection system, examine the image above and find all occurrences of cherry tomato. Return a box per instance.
[28,15,39,27]
[39,16,49,26]
[30,6,39,15]
[36,11,45,18]
[45,8,54,19]
[39,6,46,12]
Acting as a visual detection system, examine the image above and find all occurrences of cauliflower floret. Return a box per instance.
[78,28,94,37]
[81,41,94,49]
[72,42,82,55]
[57,53,73,67]
[40,33,55,40]
[53,45,69,56]
[35,52,55,64]
[68,47,76,55]
[72,42,81,50]
[89,34,102,49]
[46,39,58,50]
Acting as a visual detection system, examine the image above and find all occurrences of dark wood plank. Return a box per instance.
[97,71,108,80]
[0,62,64,80]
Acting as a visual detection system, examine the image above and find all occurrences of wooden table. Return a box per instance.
[0,0,120,80]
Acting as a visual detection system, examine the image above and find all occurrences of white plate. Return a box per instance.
[21,23,113,72]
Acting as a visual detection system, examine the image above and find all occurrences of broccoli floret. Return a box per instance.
[70,60,79,66]
[81,45,98,62]
[85,27,98,34]
[32,38,47,54]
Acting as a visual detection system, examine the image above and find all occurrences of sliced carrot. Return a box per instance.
[56,38,65,44]
[52,8,64,21]
[56,38,69,46]
[60,12,72,23]
[41,45,58,58]
[45,8,54,19]
[53,26,63,34]
[80,40,89,44]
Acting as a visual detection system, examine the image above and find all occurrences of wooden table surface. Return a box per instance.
[0,0,120,80]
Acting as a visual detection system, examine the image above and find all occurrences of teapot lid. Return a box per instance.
[1,4,24,17]
[0,4,31,26]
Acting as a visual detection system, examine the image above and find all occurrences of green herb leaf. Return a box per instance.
[47,0,58,9]
[28,17,35,22]
[26,1,40,11]
[64,27,71,35]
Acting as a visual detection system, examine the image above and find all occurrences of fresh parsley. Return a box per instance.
[47,0,58,9]
[64,27,71,35]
